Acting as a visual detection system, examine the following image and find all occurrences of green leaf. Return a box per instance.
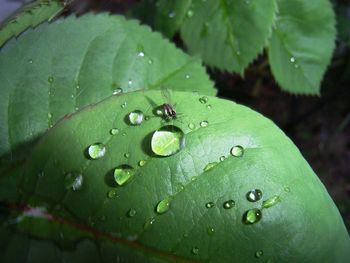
[180,0,277,74]
[0,14,215,161]
[0,0,65,47]
[3,90,349,262]
[268,0,336,95]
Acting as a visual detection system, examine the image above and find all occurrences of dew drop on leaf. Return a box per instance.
[137,51,145,57]
[127,208,137,217]
[243,208,262,224]
[204,162,218,171]
[223,200,235,209]
[64,172,83,191]
[113,88,123,95]
[114,165,135,186]
[138,160,146,167]
[48,76,54,83]
[185,74,190,79]
[151,125,185,156]
[187,9,194,18]
[199,96,208,104]
[110,128,119,135]
[284,186,291,192]
[124,152,130,158]
[230,145,244,157]
[219,156,226,162]
[121,102,127,108]
[191,247,199,255]
[128,110,144,125]
[188,123,195,130]
[156,198,170,214]
[143,218,155,230]
[148,59,153,64]
[207,226,215,235]
[246,189,263,202]
[255,250,263,258]
[38,170,44,177]
[206,104,212,109]
[205,202,215,208]
[200,121,208,127]
[168,11,175,18]
[128,79,133,87]
[290,57,296,63]
[262,195,280,208]
[28,59,33,64]
[88,143,106,159]
[107,189,117,199]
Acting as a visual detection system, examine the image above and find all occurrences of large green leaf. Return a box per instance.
[268,0,336,95]
[0,0,65,47]
[2,90,349,262]
[0,13,215,161]
[180,0,277,74]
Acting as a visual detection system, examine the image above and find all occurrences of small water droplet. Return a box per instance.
[187,9,194,18]
[246,189,263,202]
[128,79,133,87]
[243,208,262,224]
[262,195,280,208]
[48,76,54,83]
[191,247,199,255]
[148,59,153,64]
[200,121,208,127]
[151,125,185,156]
[121,102,127,109]
[124,152,130,158]
[137,51,145,57]
[204,162,218,171]
[230,145,244,157]
[199,96,208,104]
[143,218,155,230]
[290,57,296,63]
[185,74,190,79]
[206,104,212,109]
[284,186,290,192]
[205,202,215,208]
[48,112,52,119]
[71,94,74,99]
[76,84,80,89]
[156,198,170,214]
[122,132,126,136]
[266,258,275,263]
[223,200,235,209]
[114,165,135,186]
[236,50,241,56]
[145,115,150,121]
[138,160,146,167]
[28,59,33,64]
[294,64,299,68]
[127,208,137,217]
[107,189,117,199]
[88,143,106,159]
[113,88,123,95]
[168,11,175,18]
[255,250,263,258]
[64,172,83,191]
[219,156,226,162]
[38,171,44,177]
[110,128,119,135]
[128,110,144,125]
[188,123,195,130]
[176,184,184,192]
[207,226,215,235]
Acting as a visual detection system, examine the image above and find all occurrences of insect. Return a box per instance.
[160,87,177,121]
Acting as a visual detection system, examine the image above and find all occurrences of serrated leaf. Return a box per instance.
[180,0,277,74]
[0,0,65,47]
[0,14,215,161]
[268,0,336,95]
[2,90,349,262]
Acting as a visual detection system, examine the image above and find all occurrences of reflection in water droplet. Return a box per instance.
[110,128,119,135]
[113,88,123,95]
[188,123,195,130]
[107,189,117,198]
[200,121,208,127]
[230,145,244,157]
[207,226,215,235]
[138,160,146,167]
[243,208,262,224]
[114,165,135,186]
[127,208,137,217]
[128,110,144,125]
[143,218,155,230]
[262,195,280,208]
[204,162,218,171]
[205,202,215,208]
[255,250,263,258]
[246,189,263,202]
[223,200,235,209]
[151,125,185,156]
[191,247,199,255]
[64,172,83,191]
[156,199,170,214]
[88,143,106,159]
[199,96,208,104]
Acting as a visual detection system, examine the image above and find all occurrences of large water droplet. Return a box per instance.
[151,125,185,156]
[110,128,119,135]
[262,195,280,208]
[127,208,137,217]
[204,162,218,171]
[223,200,235,209]
[156,198,170,214]
[128,110,144,125]
[230,145,244,157]
[246,189,263,202]
[88,143,106,159]
[143,218,155,230]
[199,96,208,104]
[205,202,215,208]
[114,165,135,186]
[255,250,263,258]
[243,208,262,224]
[64,172,83,191]
[107,189,117,199]
[200,121,208,127]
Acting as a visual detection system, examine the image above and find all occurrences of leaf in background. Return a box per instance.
[0,13,215,161]
[2,90,349,262]
[0,0,65,47]
[268,0,336,95]
[180,0,277,74]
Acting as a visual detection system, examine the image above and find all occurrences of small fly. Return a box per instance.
[160,87,177,121]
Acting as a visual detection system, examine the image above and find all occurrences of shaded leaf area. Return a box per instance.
[0,0,65,47]
[268,0,336,95]
[0,13,215,161]
[1,90,349,262]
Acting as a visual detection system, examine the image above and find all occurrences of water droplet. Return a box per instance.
[243,208,262,224]
[284,186,290,192]
[124,152,130,158]
[127,208,137,217]
[205,202,215,208]
[156,198,170,214]
[137,51,145,57]
[191,247,199,255]
[185,124,194,132]
[121,102,127,108]
[110,128,119,135]
[262,195,280,208]
[143,218,155,230]
[48,112,52,119]
[185,74,190,79]
[128,79,133,87]
[187,9,194,18]
[223,200,235,209]
[145,115,150,121]
[122,132,126,136]
[255,250,263,258]
[207,226,215,235]
[200,121,208,127]
[151,125,185,156]
[266,258,275,263]
[38,171,44,177]
[113,88,123,95]
[107,189,117,199]
[48,76,54,83]
[76,84,80,89]
[114,165,135,186]
[206,104,212,109]
[148,59,153,64]
[236,50,241,56]
[168,11,175,18]
[28,59,33,64]
[230,145,244,157]
[246,189,263,202]
[199,96,208,104]
[138,160,146,167]
[64,172,83,191]
[88,143,106,159]
[128,110,144,125]
[219,156,226,162]
[290,57,296,63]
[204,162,218,171]
[176,184,184,192]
